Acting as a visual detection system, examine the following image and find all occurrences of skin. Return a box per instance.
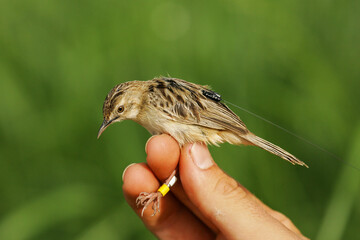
[122,134,309,240]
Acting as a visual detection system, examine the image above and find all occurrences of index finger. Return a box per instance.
[145,134,180,180]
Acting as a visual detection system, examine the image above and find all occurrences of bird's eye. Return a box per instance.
[117,106,124,113]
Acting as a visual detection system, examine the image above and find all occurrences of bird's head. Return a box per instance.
[97,81,142,138]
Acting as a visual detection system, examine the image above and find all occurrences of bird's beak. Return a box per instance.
[97,117,121,139]
[97,120,110,139]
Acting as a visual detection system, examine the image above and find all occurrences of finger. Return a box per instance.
[179,142,303,240]
[247,195,305,236]
[265,208,305,237]
[145,134,180,181]
[145,135,307,239]
[122,163,215,240]
[145,134,219,232]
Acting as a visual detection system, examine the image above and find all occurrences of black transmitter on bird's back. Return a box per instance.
[202,89,222,102]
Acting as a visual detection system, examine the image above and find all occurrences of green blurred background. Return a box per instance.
[0,0,359,239]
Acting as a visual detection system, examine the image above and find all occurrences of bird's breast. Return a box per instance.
[134,106,225,146]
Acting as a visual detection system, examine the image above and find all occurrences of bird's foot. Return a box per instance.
[136,191,162,217]
[136,170,177,217]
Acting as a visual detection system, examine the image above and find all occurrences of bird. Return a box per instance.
[97,77,308,216]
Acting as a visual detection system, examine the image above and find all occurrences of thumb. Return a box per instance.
[179,142,296,239]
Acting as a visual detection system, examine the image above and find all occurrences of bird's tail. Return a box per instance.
[244,134,308,168]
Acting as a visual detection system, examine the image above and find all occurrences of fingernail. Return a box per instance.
[145,135,156,154]
[190,142,214,169]
[122,163,136,181]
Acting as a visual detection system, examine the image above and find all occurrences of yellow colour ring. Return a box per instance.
[158,184,170,196]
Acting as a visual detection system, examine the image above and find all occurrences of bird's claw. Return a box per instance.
[136,191,162,217]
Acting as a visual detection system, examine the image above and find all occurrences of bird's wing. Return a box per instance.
[151,78,248,134]
[198,101,249,134]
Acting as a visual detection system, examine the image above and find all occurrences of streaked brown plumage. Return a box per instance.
[97,77,308,216]
[98,77,307,167]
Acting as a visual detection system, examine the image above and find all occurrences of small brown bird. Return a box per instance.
[98,77,308,216]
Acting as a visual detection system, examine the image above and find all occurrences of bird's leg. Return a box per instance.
[136,169,177,217]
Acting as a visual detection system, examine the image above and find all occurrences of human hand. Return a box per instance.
[122,134,309,240]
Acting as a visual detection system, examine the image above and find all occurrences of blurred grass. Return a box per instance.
[0,0,359,239]
[316,123,360,240]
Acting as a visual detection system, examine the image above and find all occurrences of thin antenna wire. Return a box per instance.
[224,100,360,171]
